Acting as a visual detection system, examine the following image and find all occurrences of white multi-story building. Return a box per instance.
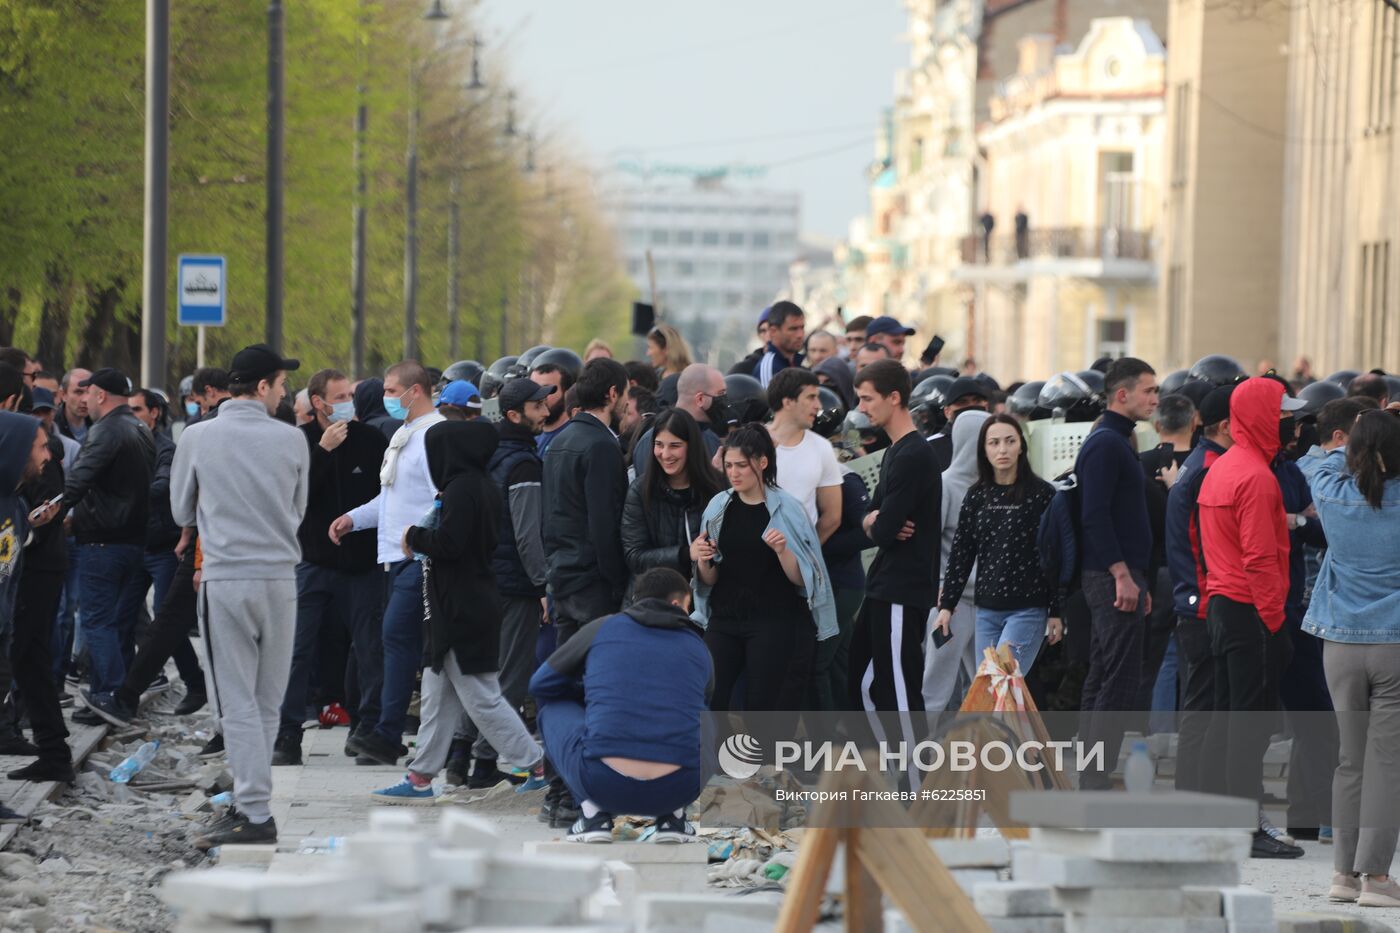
[599,172,801,363]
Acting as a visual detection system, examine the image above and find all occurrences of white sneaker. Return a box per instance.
[1360,875,1400,908]
[1330,872,1362,902]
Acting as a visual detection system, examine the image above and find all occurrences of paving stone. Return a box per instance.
[931,836,1011,868]
[1219,886,1274,924]
[523,840,707,894]
[345,831,428,891]
[427,849,487,891]
[486,852,604,900]
[271,900,421,933]
[212,844,278,868]
[701,915,775,933]
[975,882,1058,918]
[1030,827,1251,863]
[1009,791,1257,830]
[1181,887,1225,916]
[1063,918,1226,933]
[163,868,366,921]
[1011,846,1240,889]
[180,790,212,816]
[174,919,266,933]
[1052,887,1187,916]
[436,809,500,852]
[890,915,1065,933]
[636,892,780,933]
[474,895,585,926]
[367,810,418,834]
[953,868,1000,896]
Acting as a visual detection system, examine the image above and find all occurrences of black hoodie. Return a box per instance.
[354,377,402,443]
[405,420,502,673]
[0,412,42,629]
[814,357,856,411]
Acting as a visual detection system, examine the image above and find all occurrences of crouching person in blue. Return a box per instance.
[530,568,712,844]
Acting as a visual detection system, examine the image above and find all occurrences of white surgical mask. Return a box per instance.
[329,400,356,423]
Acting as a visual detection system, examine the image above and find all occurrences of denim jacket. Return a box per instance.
[691,486,837,641]
[1299,447,1400,643]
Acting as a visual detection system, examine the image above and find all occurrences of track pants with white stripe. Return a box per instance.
[850,598,929,712]
[199,579,296,824]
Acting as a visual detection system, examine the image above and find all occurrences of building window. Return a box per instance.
[677,261,694,277]
[626,229,645,247]
[727,231,746,247]
[699,261,719,278]
[1167,264,1185,364]
[1360,241,1392,361]
[1171,82,1191,187]
[701,230,720,247]
[650,229,669,245]
[1368,4,1399,134]
[725,261,745,279]
[676,230,695,246]
[1096,319,1129,360]
[752,232,771,249]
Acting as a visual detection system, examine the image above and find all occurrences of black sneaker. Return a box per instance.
[271,733,302,767]
[143,673,171,700]
[0,734,39,756]
[348,730,401,766]
[445,757,471,787]
[173,691,207,716]
[551,801,582,829]
[566,812,614,843]
[466,758,516,789]
[651,812,697,843]
[194,812,277,852]
[77,690,135,728]
[0,804,27,826]
[198,733,225,759]
[70,708,106,727]
[1250,829,1304,859]
[7,759,76,783]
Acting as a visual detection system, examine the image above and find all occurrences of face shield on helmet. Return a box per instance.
[1037,371,1105,423]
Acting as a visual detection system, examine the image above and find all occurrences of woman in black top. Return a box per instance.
[935,414,1062,675]
[621,409,724,592]
[691,425,815,710]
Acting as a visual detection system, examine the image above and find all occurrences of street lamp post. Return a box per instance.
[267,0,285,352]
[403,0,452,362]
[140,0,170,389]
[447,34,485,362]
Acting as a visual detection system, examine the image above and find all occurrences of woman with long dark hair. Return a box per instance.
[1300,409,1400,906]
[621,409,725,589]
[690,424,835,710]
[934,413,1062,675]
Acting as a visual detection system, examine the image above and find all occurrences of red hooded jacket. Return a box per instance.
[1197,378,1290,632]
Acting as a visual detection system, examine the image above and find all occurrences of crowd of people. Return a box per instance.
[0,302,1398,906]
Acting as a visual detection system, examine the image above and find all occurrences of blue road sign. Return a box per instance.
[178,255,226,327]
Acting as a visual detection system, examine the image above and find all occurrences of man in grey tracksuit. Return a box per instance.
[171,344,308,850]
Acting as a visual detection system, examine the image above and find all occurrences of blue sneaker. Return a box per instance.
[370,778,435,806]
[1320,825,1333,845]
[515,763,548,794]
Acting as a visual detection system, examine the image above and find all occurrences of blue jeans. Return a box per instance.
[538,698,702,818]
[52,537,81,681]
[373,560,423,744]
[79,543,147,700]
[974,606,1047,676]
[1149,635,1179,734]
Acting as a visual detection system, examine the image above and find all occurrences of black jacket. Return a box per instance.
[489,421,546,598]
[542,412,628,601]
[299,419,387,572]
[63,406,155,546]
[406,421,502,674]
[354,378,402,443]
[728,347,765,377]
[620,477,705,586]
[145,431,181,552]
[18,434,68,573]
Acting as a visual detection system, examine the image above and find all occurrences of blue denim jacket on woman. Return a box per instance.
[1299,447,1400,644]
[691,486,837,641]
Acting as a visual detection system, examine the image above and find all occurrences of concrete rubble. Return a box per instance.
[160,808,783,932]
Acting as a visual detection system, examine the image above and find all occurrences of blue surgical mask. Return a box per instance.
[185,402,199,418]
[383,395,407,421]
[329,400,356,423]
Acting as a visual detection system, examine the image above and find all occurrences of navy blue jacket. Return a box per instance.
[0,413,41,632]
[1075,410,1152,573]
[1166,438,1226,618]
[1274,456,1326,630]
[821,472,871,591]
[529,599,713,769]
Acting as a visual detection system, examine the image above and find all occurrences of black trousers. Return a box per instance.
[551,584,619,648]
[1203,595,1292,804]
[1077,568,1148,790]
[116,549,205,711]
[12,569,71,763]
[707,610,816,712]
[848,598,928,713]
[1174,615,1219,794]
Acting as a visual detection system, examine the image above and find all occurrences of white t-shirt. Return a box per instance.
[774,429,843,527]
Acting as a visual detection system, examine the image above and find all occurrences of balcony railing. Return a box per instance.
[959,227,1154,265]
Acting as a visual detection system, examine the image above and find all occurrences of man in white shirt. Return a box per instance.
[766,367,841,542]
[329,360,444,766]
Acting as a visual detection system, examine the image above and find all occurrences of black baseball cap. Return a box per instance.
[866,315,916,337]
[79,368,133,396]
[1200,385,1236,427]
[229,343,300,383]
[944,376,990,405]
[498,378,556,412]
[30,387,56,412]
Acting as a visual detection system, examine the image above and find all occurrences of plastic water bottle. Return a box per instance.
[297,836,344,855]
[109,740,159,784]
[1123,740,1154,794]
[209,792,233,809]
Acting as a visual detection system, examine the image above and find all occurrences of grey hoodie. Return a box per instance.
[939,410,989,595]
[170,399,309,581]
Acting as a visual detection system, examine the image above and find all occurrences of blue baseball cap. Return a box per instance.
[30,387,56,412]
[437,380,482,410]
[866,315,915,337]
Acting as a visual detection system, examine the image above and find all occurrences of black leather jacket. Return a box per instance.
[620,477,705,583]
[63,405,155,547]
[541,413,628,601]
[145,431,181,552]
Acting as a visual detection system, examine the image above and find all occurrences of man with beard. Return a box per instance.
[454,378,557,788]
[531,362,576,457]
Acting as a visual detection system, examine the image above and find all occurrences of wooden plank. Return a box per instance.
[844,827,884,933]
[853,815,991,933]
[0,721,106,851]
[774,824,841,933]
